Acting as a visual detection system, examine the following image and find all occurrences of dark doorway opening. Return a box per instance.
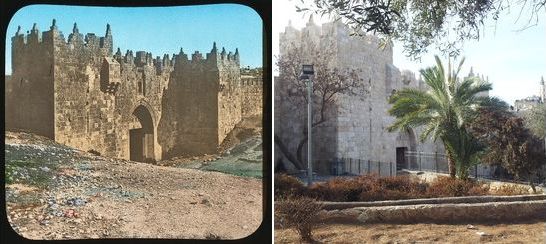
[396,147,407,170]
[130,105,154,162]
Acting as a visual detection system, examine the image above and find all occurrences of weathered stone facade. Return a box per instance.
[240,67,264,118]
[275,18,444,174]
[319,198,546,224]
[6,20,262,162]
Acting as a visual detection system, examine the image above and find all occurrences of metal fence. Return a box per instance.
[315,158,396,177]
[405,150,449,173]
[405,150,498,179]
[312,151,545,184]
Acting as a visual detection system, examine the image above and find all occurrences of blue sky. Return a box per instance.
[274,0,546,105]
[5,4,263,74]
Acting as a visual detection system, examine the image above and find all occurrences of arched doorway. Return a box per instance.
[130,105,155,162]
[395,128,417,170]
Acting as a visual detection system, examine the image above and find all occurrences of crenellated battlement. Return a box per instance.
[11,20,240,77]
[12,20,111,55]
[7,18,261,162]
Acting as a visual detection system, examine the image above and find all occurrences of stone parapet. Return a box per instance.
[319,198,546,224]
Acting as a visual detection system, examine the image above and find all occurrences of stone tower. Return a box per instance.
[6,20,259,162]
[275,19,444,174]
[540,76,546,103]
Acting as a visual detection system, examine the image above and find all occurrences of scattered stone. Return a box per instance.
[201,198,213,207]
[476,232,489,236]
[66,197,87,206]
[467,224,476,229]
[64,209,76,218]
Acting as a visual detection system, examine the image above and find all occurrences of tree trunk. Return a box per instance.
[296,137,308,170]
[446,150,456,178]
[529,172,537,194]
[458,162,469,180]
[274,133,304,170]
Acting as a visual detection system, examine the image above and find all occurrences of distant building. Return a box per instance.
[513,77,545,113]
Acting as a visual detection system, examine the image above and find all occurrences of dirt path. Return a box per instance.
[5,132,262,240]
[275,222,546,243]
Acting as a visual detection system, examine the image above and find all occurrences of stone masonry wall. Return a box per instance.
[157,45,249,158]
[6,24,55,139]
[319,200,546,224]
[241,70,263,118]
[217,47,242,144]
[276,19,444,174]
[7,20,257,161]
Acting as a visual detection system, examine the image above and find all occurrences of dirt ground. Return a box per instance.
[5,131,262,240]
[275,221,546,243]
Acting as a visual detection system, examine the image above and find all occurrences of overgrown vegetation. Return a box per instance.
[5,144,76,189]
[275,196,323,242]
[387,56,501,179]
[297,0,545,58]
[275,41,363,171]
[468,106,546,192]
[275,174,535,202]
[491,184,542,196]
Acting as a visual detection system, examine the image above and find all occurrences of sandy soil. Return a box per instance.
[275,221,546,243]
[5,131,262,240]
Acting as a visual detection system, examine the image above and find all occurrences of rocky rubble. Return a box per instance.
[5,131,262,240]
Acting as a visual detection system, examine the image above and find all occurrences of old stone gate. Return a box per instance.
[5,20,263,162]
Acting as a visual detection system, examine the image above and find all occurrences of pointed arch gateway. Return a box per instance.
[130,104,155,162]
[395,128,417,170]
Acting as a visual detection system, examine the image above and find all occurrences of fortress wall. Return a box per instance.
[240,74,263,118]
[39,22,170,159]
[51,25,121,158]
[8,20,251,161]
[217,55,242,144]
[331,21,398,164]
[6,26,55,139]
[276,19,445,173]
[276,24,340,169]
[159,50,220,157]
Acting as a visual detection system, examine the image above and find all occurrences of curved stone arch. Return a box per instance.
[395,128,417,151]
[131,98,158,128]
[128,98,162,162]
[395,128,418,169]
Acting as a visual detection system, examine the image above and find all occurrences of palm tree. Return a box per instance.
[387,56,495,178]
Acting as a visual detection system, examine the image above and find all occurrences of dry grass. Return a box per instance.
[275,221,546,243]
[491,184,542,195]
[275,196,323,242]
[276,174,532,202]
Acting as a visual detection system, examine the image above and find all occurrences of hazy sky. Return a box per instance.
[273,0,546,105]
[5,4,263,74]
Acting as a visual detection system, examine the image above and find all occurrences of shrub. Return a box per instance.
[491,184,537,195]
[426,176,487,197]
[308,177,364,201]
[274,174,306,197]
[308,174,428,202]
[275,196,323,242]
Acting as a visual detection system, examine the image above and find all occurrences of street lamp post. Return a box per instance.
[301,64,314,186]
